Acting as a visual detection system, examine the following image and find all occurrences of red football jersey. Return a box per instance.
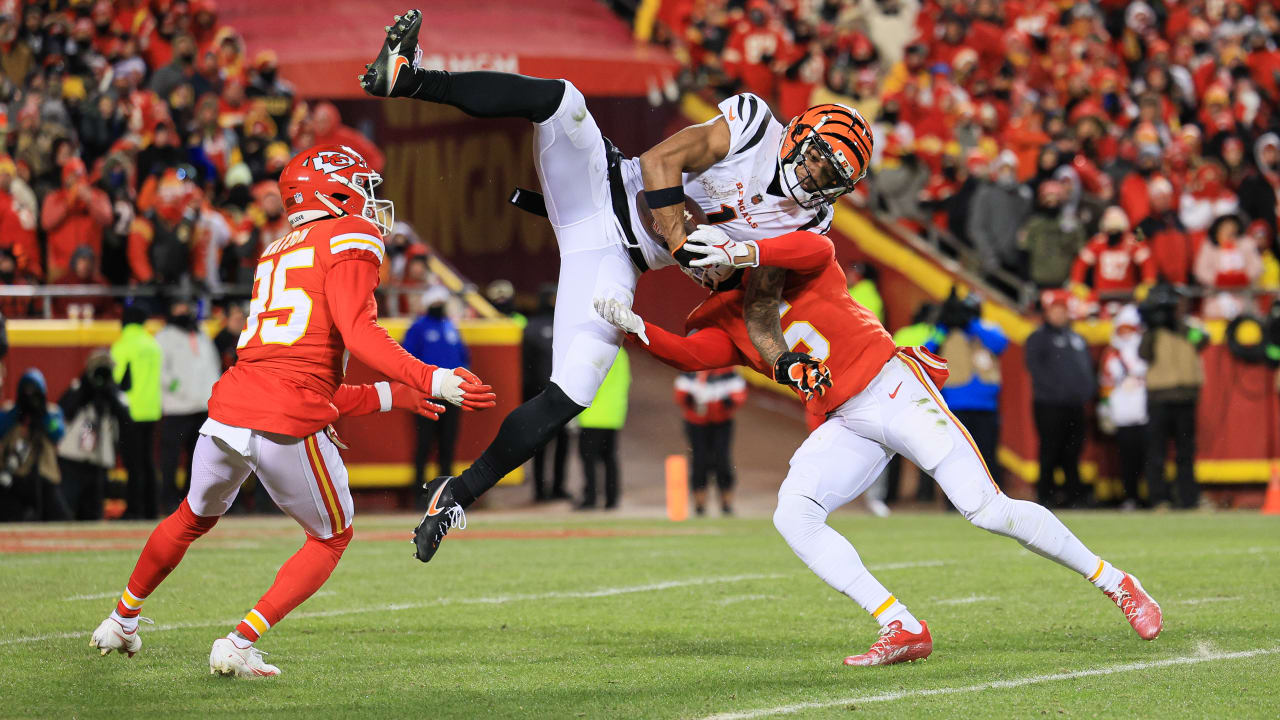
[208,214,433,436]
[644,231,897,416]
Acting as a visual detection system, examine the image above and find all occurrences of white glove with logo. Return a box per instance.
[682,224,759,269]
[593,297,650,345]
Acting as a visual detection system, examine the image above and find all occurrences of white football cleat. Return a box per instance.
[209,638,281,678]
[90,617,142,657]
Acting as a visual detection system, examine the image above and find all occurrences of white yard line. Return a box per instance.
[696,646,1280,720]
[933,595,998,606]
[1173,596,1242,606]
[1,573,782,647]
[867,560,947,571]
[59,591,121,602]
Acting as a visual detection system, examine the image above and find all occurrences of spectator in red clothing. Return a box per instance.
[1195,214,1263,319]
[1071,206,1156,297]
[40,158,112,282]
[675,368,747,517]
[1180,162,1240,234]
[721,1,789,103]
[0,155,40,279]
[127,169,199,285]
[310,101,385,172]
[52,246,114,320]
[1137,177,1194,285]
[0,248,35,319]
[1119,146,1164,227]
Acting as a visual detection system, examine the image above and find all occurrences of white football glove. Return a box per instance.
[683,224,759,269]
[593,297,649,345]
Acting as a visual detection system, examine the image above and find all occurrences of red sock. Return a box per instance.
[114,500,219,618]
[235,526,353,642]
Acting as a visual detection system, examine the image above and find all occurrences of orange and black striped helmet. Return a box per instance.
[778,103,874,209]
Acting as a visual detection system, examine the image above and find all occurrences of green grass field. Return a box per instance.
[2,511,1277,719]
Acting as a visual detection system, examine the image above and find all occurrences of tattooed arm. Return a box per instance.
[744,266,788,367]
[744,266,834,400]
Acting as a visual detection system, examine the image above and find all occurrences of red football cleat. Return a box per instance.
[1106,572,1163,640]
[843,620,932,667]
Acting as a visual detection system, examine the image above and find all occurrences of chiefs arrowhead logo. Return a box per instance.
[311,151,357,174]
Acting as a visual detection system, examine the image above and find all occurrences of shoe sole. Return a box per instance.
[210,656,279,678]
[365,9,422,97]
[843,642,933,667]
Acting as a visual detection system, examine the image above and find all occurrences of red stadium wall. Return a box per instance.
[2,319,522,488]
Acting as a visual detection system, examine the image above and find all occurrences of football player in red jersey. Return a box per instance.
[89,144,497,678]
[596,228,1164,666]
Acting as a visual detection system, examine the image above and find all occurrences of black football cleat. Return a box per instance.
[359,9,423,98]
[412,476,467,563]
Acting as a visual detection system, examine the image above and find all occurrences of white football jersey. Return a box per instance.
[620,93,832,270]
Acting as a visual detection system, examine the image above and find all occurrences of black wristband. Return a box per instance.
[644,186,685,209]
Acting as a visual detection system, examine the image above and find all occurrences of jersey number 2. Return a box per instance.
[778,299,830,361]
[238,247,315,348]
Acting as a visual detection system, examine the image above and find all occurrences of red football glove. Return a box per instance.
[434,367,497,411]
[390,382,446,420]
[773,351,833,402]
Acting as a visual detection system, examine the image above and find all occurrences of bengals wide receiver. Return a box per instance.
[595,228,1164,667]
[89,144,496,678]
[359,8,876,564]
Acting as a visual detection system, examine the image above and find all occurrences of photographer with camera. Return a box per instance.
[0,368,69,521]
[1138,283,1208,510]
[926,288,1009,494]
[56,350,131,520]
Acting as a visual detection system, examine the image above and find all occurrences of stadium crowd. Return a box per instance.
[0,0,440,320]
[651,0,1280,317]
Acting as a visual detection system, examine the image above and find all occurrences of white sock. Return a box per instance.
[227,632,253,650]
[875,597,923,634]
[1087,559,1124,593]
[109,610,138,633]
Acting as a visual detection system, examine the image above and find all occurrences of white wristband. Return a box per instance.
[374,381,392,412]
[431,368,447,397]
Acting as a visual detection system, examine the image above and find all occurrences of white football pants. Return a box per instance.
[773,352,1104,619]
[188,423,352,539]
[532,80,641,407]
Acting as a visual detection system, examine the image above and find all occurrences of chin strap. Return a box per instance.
[315,191,349,219]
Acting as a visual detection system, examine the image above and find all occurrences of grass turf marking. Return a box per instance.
[2,573,783,647]
[697,646,1280,720]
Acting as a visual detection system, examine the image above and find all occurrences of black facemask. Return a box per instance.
[1106,231,1124,246]
[427,305,446,319]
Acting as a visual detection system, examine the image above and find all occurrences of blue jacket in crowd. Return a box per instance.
[925,318,1008,412]
[402,313,470,371]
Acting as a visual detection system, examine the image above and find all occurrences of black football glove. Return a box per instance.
[773,351,833,401]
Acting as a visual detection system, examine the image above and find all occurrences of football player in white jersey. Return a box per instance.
[359,8,873,563]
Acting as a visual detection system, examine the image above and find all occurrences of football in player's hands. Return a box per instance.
[593,297,650,345]
[433,368,497,410]
[390,382,446,420]
[773,351,833,401]
[684,225,759,269]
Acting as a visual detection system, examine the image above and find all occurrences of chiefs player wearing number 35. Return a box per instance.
[88,144,497,678]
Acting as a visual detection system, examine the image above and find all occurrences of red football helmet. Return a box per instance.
[278,144,393,234]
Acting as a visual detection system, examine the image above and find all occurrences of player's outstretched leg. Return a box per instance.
[89,499,220,657]
[360,9,565,122]
[413,383,584,563]
[773,422,932,666]
[210,526,353,678]
[891,356,1163,640]
[774,494,933,666]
